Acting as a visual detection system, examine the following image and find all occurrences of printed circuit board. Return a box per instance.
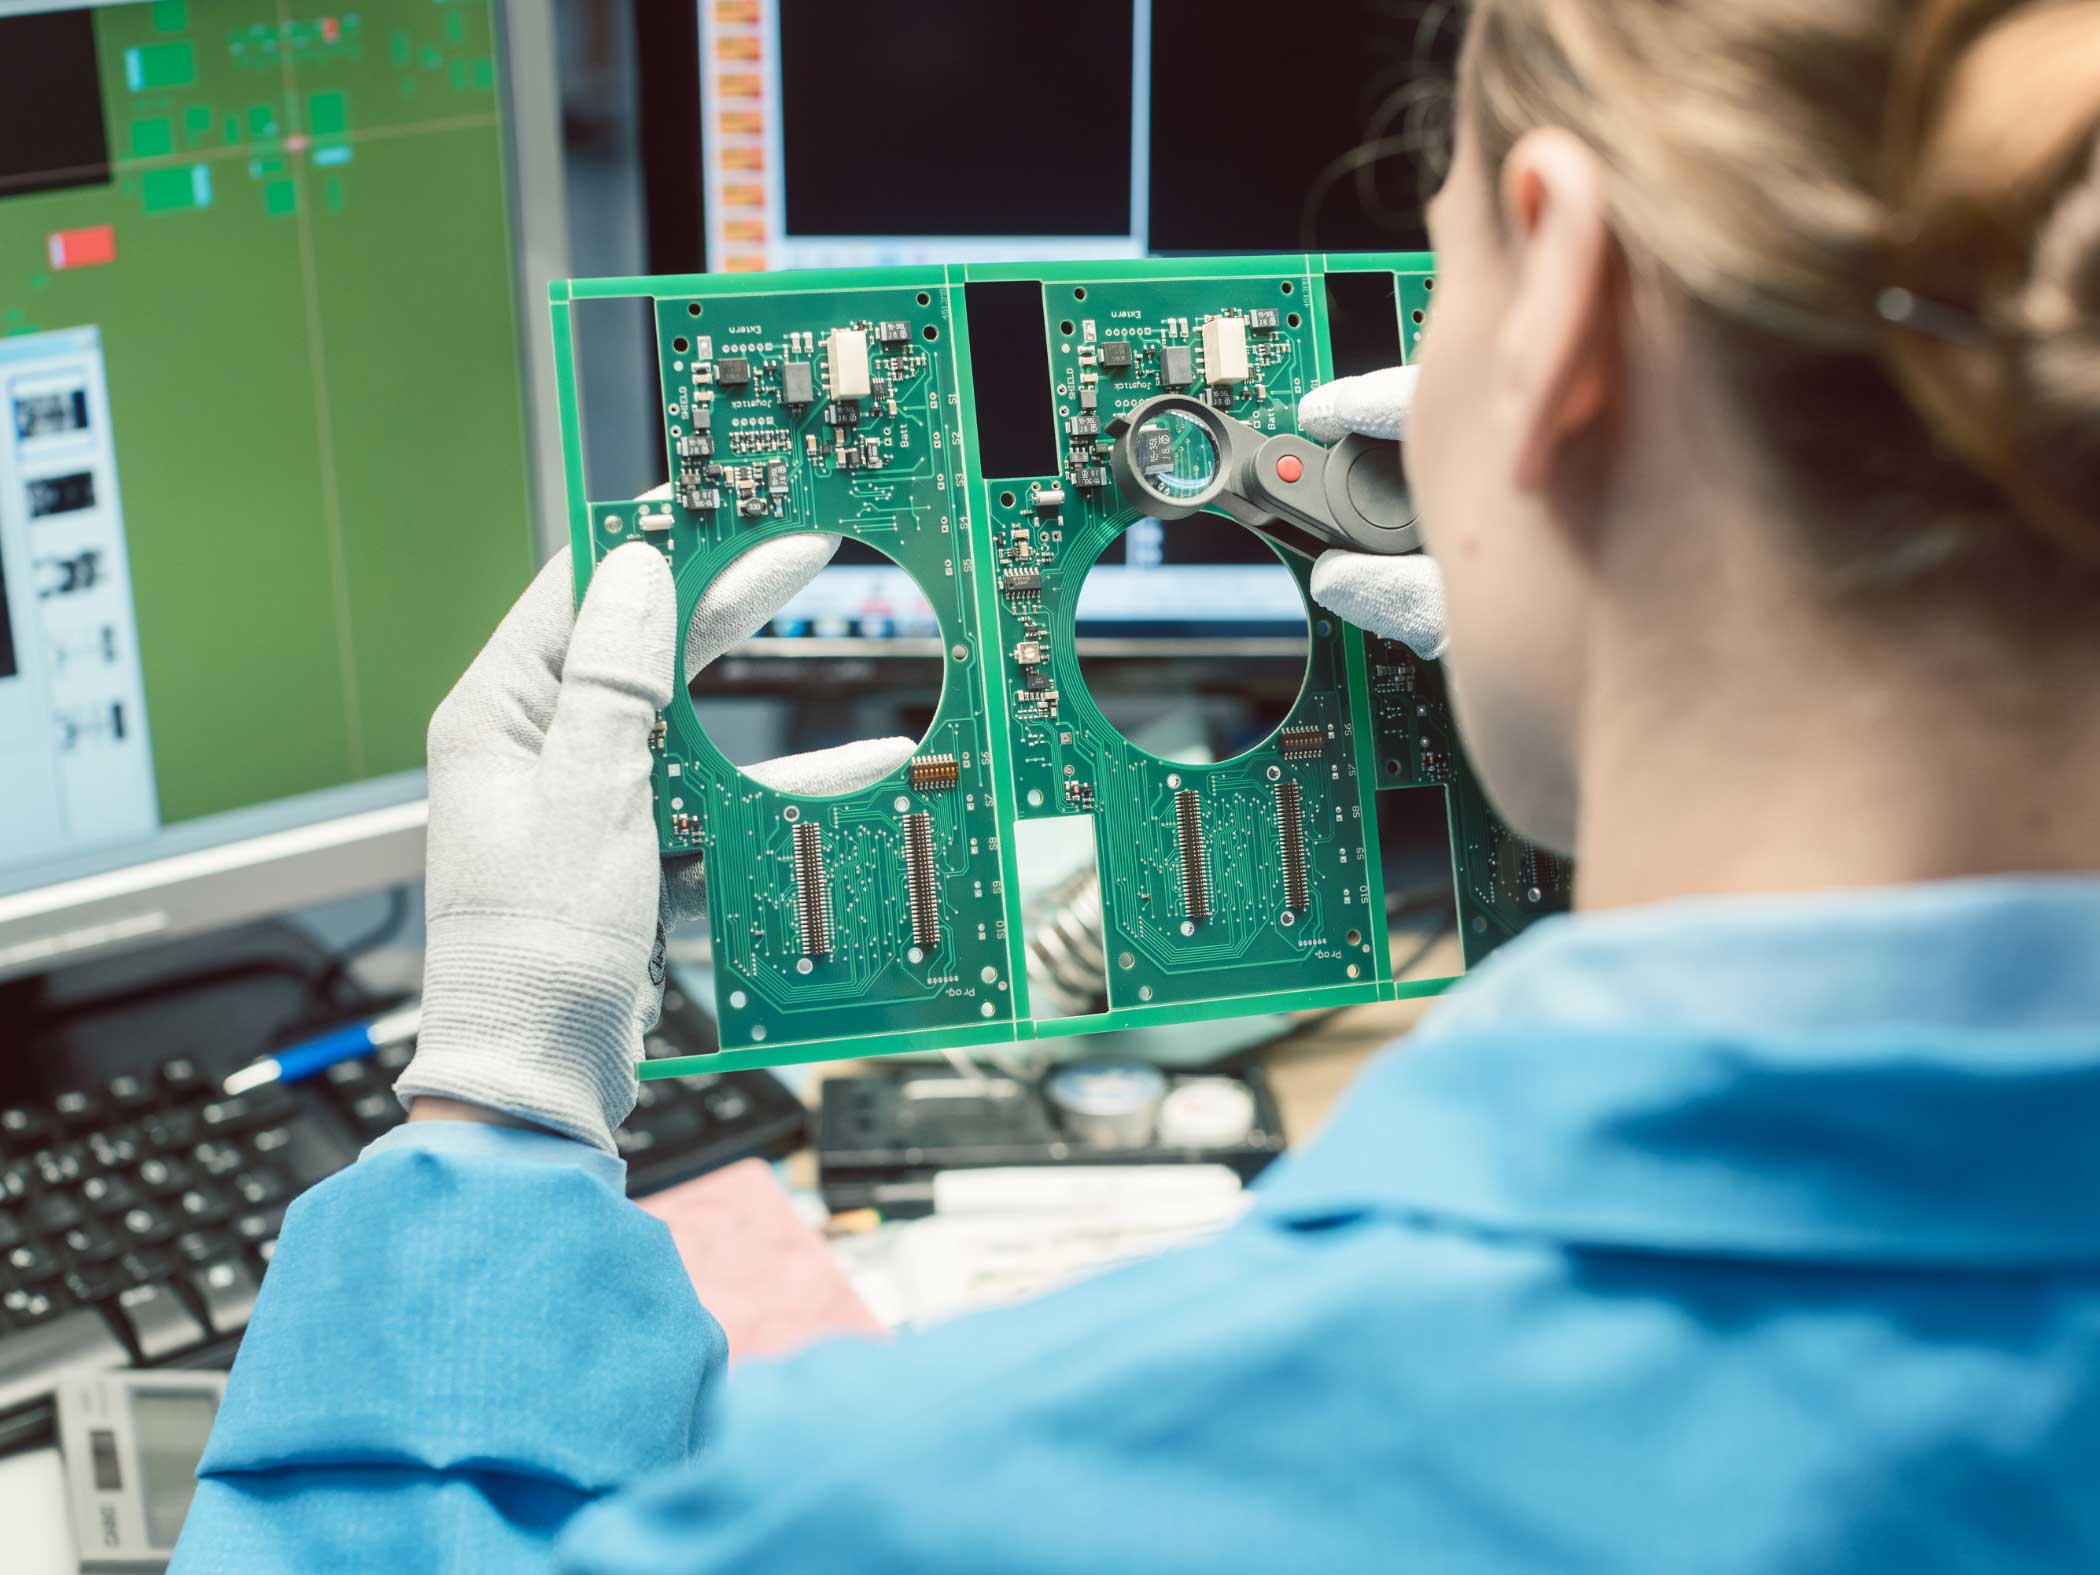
[550,256,1567,1075]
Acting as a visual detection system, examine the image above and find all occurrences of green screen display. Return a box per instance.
[0,0,534,838]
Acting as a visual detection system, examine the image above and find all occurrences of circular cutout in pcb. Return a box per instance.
[1071,517,1311,767]
[686,536,946,794]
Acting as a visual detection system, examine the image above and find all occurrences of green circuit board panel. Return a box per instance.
[550,255,1568,1076]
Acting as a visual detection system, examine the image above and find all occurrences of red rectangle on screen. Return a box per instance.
[48,226,117,270]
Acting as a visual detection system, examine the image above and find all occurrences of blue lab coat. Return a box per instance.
[171,879,2100,1571]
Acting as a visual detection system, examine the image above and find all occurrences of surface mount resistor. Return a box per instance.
[1175,789,1211,924]
[791,821,833,959]
[901,811,940,949]
[1273,780,1309,913]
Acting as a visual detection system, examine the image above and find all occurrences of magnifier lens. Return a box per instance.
[1132,410,1219,502]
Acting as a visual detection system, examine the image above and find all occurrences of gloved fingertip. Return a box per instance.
[569,542,677,708]
[1299,365,1421,444]
[592,538,676,599]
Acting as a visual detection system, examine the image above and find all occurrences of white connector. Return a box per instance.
[826,328,872,400]
[1201,315,1250,385]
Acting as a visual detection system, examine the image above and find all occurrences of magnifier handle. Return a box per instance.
[1241,432,1421,556]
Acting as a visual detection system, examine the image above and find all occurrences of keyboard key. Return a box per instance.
[60,1222,118,1264]
[190,1258,261,1336]
[0,1105,52,1149]
[32,1145,85,1188]
[105,1073,154,1113]
[64,1261,125,1304]
[159,1058,207,1096]
[198,1097,255,1133]
[375,1040,415,1074]
[6,1240,58,1282]
[80,1174,141,1215]
[631,1102,702,1147]
[88,1126,141,1171]
[113,1281,205,1361]
[174,1231,224,1268]
[142,1109,199,1151]
[51,1089,103,1130]
[135,1155,192,1195]
[0,1163,29,1205]
[191,1140,243,1178]
[29,1192,83,1235]
[118,1204,174,1246]
[231,1169,286,1208]
[2,1285,61,1327]
[118,1249,175,1289]
[251,1117,354,1186]
[177,1187,231,1227]
[323,1059,375,1095]
[233,1206,286,1247]
[702,1087,752,1123]
[242,1082,298,1124]
[0,1214,20,1252]
[613,1127,660,1158]
[348,1091,403,1139]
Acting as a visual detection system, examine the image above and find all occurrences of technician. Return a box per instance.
[174,2,2100,1569]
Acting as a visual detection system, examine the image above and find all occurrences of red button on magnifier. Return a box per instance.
[1274,454,1304,484]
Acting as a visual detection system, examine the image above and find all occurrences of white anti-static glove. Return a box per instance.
[1299,365,1450,661]
[396,528,913,1153]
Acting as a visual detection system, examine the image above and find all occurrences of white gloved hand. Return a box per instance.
[1298,365,1449,661]
[397,526,913,1153]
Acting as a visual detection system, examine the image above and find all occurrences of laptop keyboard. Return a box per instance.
[0,993,806,1437]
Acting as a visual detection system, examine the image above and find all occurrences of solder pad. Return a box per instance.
[550,256,1568,1077]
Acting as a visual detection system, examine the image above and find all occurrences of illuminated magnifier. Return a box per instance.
[1108,393,1422,555]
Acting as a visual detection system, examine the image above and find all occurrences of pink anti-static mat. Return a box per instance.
[639,1158,883,1365]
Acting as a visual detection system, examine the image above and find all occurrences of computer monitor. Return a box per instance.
[684,0,1446,650]
[0,0,568,981]
[698,0,1151,272]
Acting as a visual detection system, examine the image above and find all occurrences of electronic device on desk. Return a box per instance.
[53,1368,225,1573]
[815,1060,1287,1218]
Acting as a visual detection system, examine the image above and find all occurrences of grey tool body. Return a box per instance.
[1108,393,1421,555]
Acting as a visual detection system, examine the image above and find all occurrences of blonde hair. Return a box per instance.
[1464,0,2100,586]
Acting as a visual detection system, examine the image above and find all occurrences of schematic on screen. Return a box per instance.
[0,0,536,898]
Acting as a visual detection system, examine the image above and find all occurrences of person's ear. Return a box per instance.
[1492,128,1622,495]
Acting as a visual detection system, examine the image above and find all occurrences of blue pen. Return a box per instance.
[221,1002,422,1095]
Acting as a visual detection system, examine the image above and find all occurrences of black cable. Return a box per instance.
[308,885,412,1011]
